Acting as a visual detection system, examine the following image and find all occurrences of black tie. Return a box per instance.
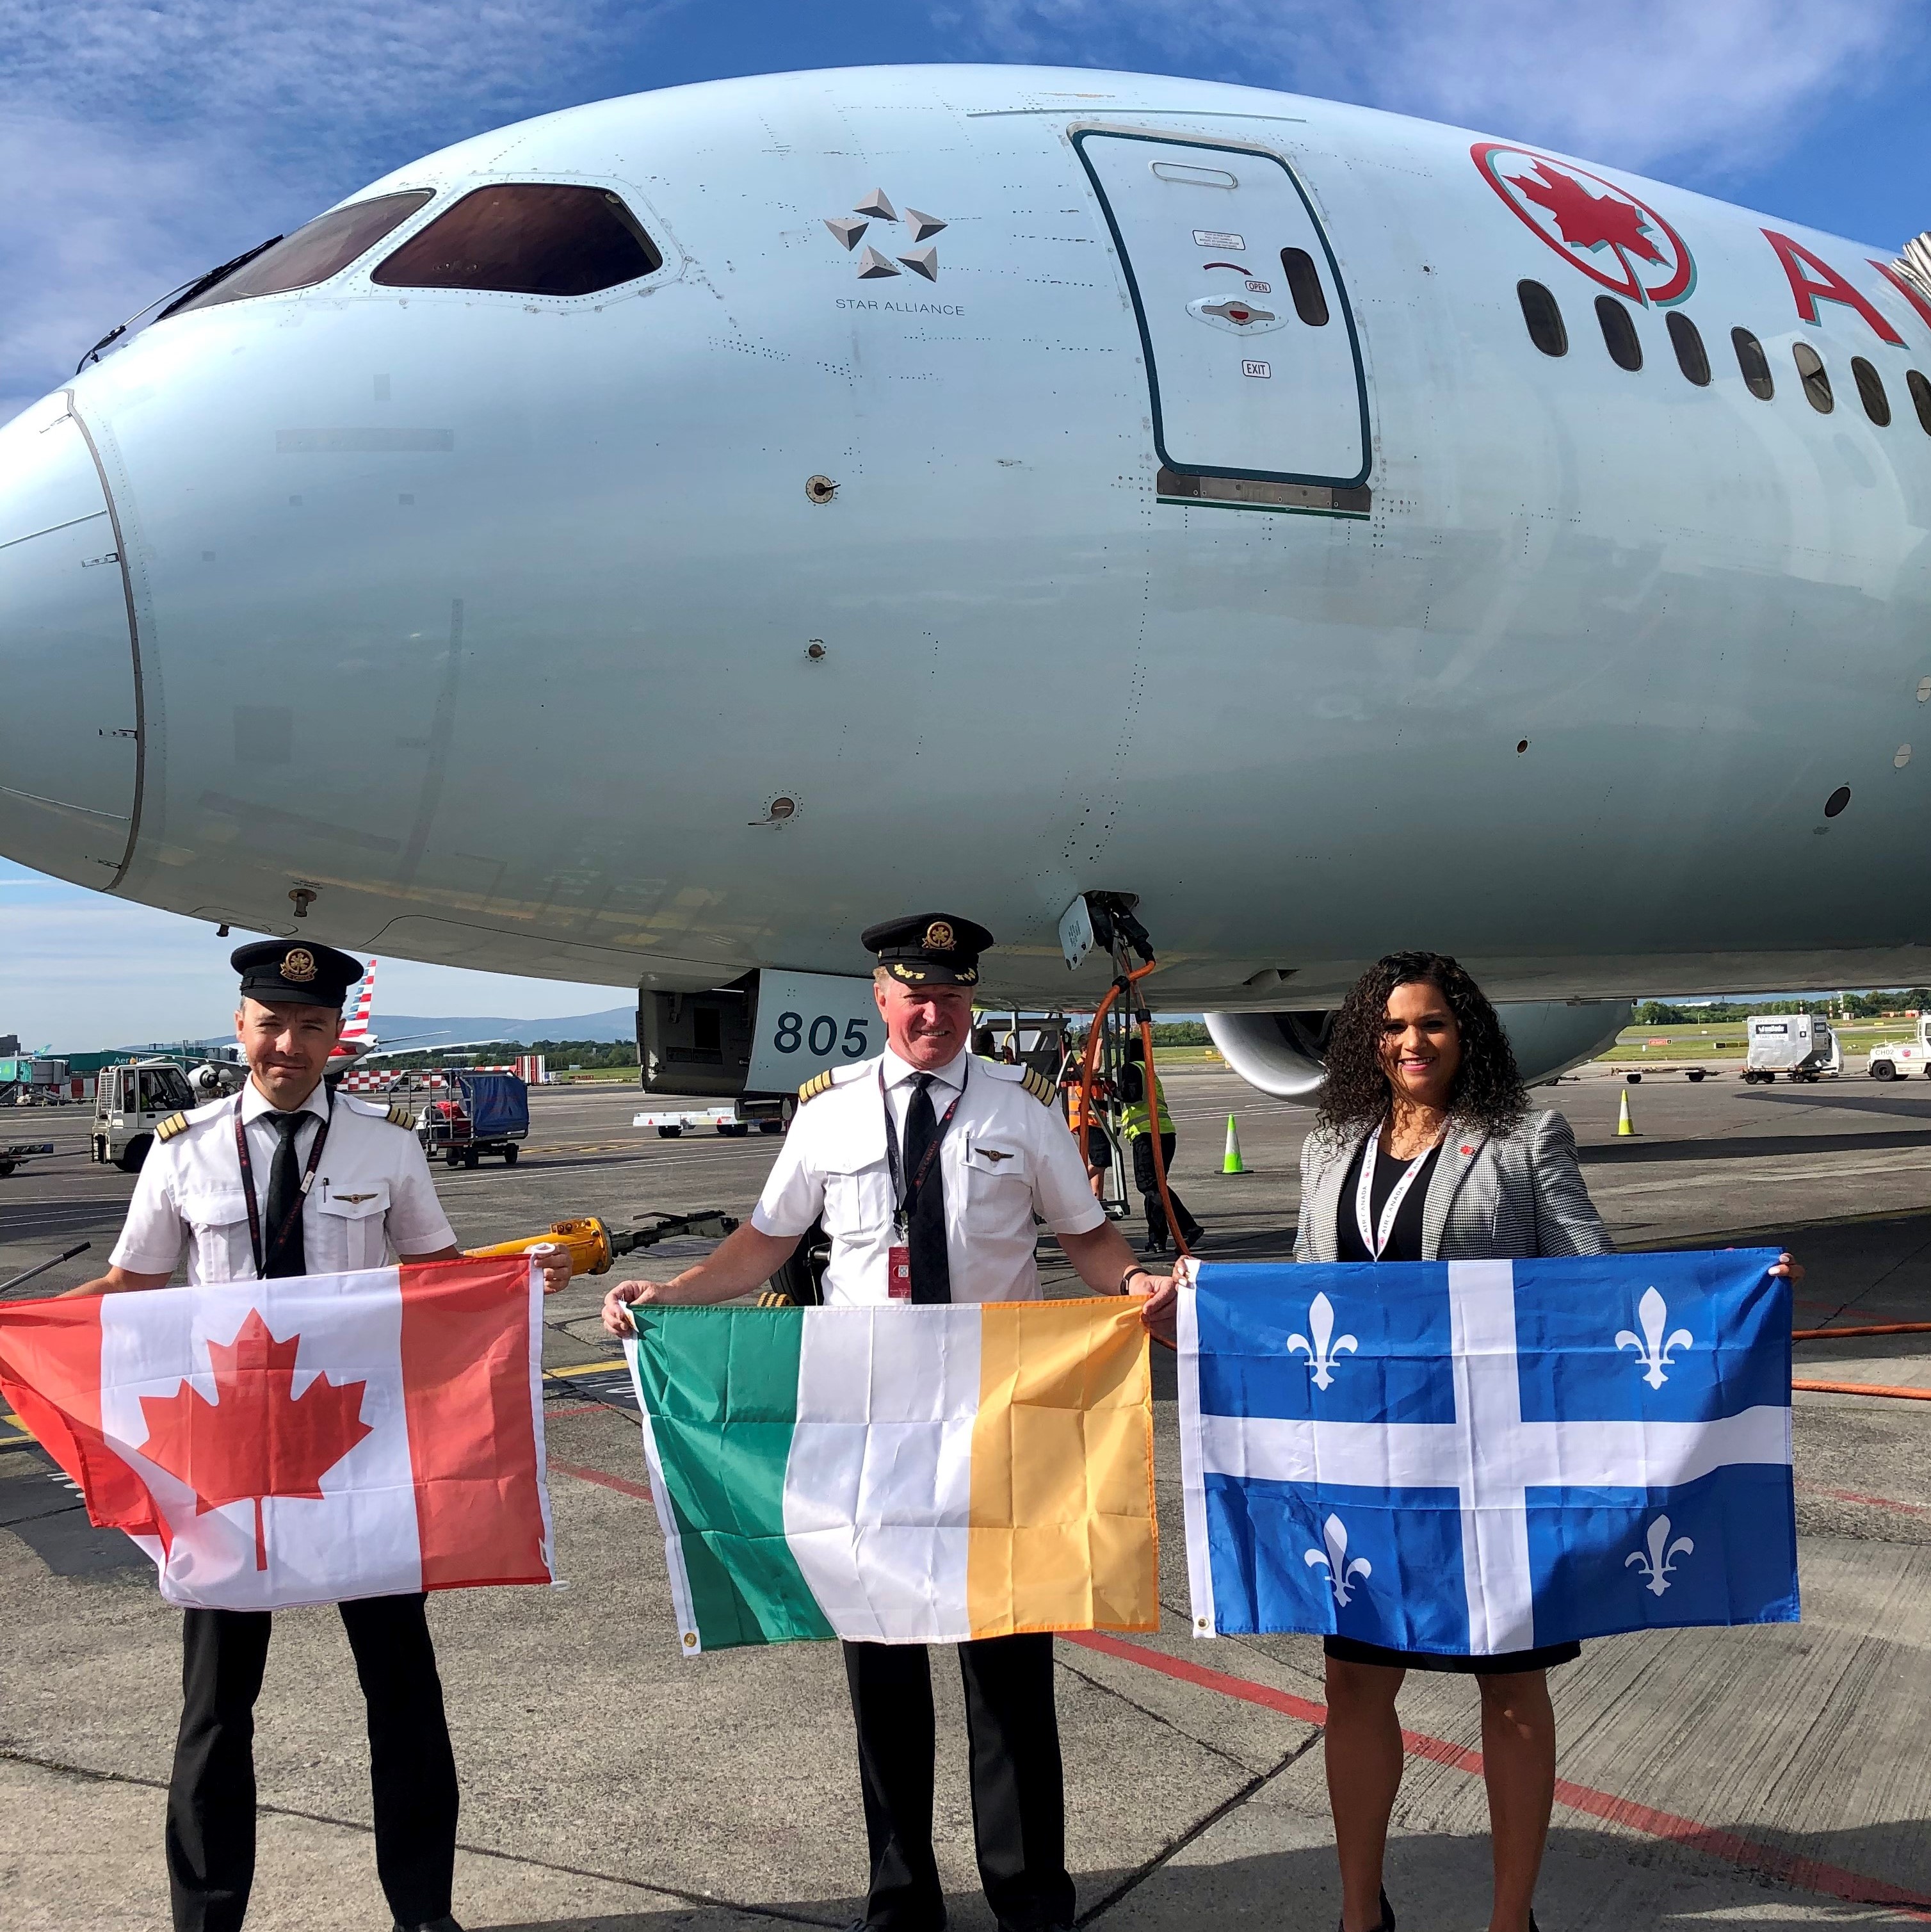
[903,1074,952,1305]
[263,1112,310,1278]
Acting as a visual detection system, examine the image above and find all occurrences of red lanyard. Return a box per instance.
[880,1064,964,1238]
[233,1094,332,1279]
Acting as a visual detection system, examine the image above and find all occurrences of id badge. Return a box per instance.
[887,1244,912,1300]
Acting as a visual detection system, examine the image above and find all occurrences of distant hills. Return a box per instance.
[363,1007,635,1050]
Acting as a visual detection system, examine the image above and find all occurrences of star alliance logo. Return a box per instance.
[825,188,946,281]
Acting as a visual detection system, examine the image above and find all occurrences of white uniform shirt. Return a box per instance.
[109,1081,457,1283]
[751,1049,1104,1305]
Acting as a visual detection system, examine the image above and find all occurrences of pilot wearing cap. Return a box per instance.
[602,914,1170,1932]
[66,939,570,1932]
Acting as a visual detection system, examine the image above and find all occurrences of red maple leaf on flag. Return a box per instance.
[1512,163,1665,264]
[138,1309,374,1571]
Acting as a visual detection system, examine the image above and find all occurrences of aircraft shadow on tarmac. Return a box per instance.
[480,1813,1931,1929]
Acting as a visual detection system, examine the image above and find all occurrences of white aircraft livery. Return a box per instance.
[3,65,1929,1097]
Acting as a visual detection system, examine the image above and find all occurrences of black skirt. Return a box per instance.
[1324,1634,1581,1675]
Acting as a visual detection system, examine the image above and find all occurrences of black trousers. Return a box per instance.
[1130,1133,1200,1249]
[166,1594,458,1932]
[843,1634,1072,1932]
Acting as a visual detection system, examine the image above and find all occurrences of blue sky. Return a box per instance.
[3,0,1928,1045]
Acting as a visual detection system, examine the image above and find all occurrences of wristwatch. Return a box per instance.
[1119,1265,1154,1296]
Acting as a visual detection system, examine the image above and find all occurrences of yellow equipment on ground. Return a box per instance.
[466,1210,741,1277]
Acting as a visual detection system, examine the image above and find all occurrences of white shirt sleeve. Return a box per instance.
[108,1146,188,1276]
[383,1132,458,1256]
[750,1117,829,1238]
[1030,1101,1107,1236]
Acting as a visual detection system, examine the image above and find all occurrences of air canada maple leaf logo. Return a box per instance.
[138,1309,373,1571]
[1472,142,1693,306]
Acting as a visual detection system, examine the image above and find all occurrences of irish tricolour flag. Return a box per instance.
[626,1298,1158,1655]
[0,1259,555,1608]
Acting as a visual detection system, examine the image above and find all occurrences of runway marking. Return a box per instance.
[546,1455,651,1501]
[1064,1630,1931,1919]
[1797,1479,1930,1520]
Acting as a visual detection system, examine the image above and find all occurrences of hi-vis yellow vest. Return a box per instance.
[1120,1064,1173,1139]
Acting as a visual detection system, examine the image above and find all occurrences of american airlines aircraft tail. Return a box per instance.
[1,65,1927,1101]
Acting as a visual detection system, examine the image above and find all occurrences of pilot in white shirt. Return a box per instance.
[604,913,1170,1932]
[111,1074,456,1282]
[751,1039,1103,1304]
[68,939,563,1932]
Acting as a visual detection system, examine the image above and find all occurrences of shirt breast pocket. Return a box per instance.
[964,1139,1033,1210]
[819,1148,890,1243]
[315,1181,392,1271]
[179,1187,256,1281]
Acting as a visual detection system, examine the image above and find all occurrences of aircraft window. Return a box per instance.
[371,184,663,296]
[1910,369,1931,435]
[174,191,434,313]
[1279,248,1330,326]
[1596,296,1642,371]
[1732,327,1774,399]
[1850,356,1891,426]
[1667,312,1710,386]
[1793,341,1833,413]
[1517,280,1567,356]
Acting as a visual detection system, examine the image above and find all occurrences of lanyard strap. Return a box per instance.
[234,1094,332,1280]
[1353,1124,1437,1261]
[881,1063,966,1236]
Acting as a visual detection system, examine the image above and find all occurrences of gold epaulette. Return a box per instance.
[1020,1066,1056,1105]
[153,1112,190,1142]
[386,1102,416,1128]
[797,1070,835,1105]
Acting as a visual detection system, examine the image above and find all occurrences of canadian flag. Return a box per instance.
[0,1258,555,1608]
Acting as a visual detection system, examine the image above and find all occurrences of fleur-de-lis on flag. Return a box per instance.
[1616,1286,1693,1389]
[1624,1513,1694,1596]
[1304,1512,1372,1607]
[1286,1292,1357,1391]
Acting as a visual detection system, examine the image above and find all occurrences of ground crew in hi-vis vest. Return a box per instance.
[65,941,570,1932]
[604,914,1172,1932]
[1117,1037,1202,1256]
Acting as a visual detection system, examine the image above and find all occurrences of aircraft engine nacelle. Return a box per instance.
[1206,1000,1633,1103]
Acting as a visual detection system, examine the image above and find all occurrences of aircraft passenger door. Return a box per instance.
[1075,131,1371,507]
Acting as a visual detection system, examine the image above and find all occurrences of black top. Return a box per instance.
[1335,1138,1441,1263]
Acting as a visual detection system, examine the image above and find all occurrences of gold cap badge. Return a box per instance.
[281,948,317,982]
[924,920,955,950]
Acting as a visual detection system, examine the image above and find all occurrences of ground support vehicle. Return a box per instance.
[633,1106,748,1138]
[89,1060,197,1170]
[1866,1018,1931,1080]
[0,1141,54,1178]
[1618,1064,1715,1084]
[417,1071,529,1167]
[1741,1014,1840,1084]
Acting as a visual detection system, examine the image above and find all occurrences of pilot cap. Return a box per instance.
[860,913,994,987]
[231,939,364,1009]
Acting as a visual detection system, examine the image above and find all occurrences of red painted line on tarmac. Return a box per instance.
[1793,1322,1931,1339]
[545,1456,652,1501]
[1063,1631,1931,1919]
[1798,1480,1930,1520]
[1793,1379,1931,1401]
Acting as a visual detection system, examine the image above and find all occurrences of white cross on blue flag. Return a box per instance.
[1178,1251,1798,1653]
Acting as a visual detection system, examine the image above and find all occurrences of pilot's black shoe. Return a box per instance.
[394,1917,463,1932]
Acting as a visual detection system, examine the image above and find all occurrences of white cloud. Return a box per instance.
[937,0,1907,177]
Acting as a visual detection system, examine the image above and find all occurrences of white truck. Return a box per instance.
[90,1059,197,1170]
[1865,1017,1931,1080]
[1740,1014,1840,1084]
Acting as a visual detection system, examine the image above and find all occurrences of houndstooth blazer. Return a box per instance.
[1293,1109,1612,1263]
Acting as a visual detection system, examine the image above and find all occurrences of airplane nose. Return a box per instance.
[0,392,141,886]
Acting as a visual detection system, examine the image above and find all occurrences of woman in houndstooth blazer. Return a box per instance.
[1303,951,1600,1932]
[1300,952,1793,1932]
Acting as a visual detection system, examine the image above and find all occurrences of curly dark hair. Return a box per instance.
[1316,951,1528,1139]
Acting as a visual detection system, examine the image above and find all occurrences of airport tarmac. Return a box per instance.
[1,1065,1928,1930]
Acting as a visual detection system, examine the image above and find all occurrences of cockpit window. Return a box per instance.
[370,184,663,296]
[174,191,434,314]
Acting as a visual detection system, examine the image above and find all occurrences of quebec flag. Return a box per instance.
[1179,1252,1798,1653]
